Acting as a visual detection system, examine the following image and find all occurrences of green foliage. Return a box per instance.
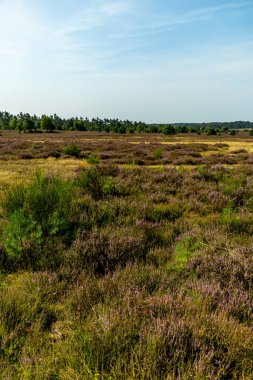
[220,205,245,232]
[62,144,81,157]
[145,202,184,222]
[1,110,253,134]
[154,147,164,159]
[1,172,73,264]
[2,209,41,258]
[86,154,100,164]
[9,118,18,131]
[102,177,116,195]
[173,236,202,270]
[3,185,26,216]
[163,125,176,135]
[40,115,54,131]
[78,167,117,199]
[78,167,104,200]
[206,127,217,135]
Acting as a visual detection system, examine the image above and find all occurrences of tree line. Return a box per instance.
[0,111,252,135]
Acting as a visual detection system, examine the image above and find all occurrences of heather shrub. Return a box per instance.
[68,226,147,274]
[105,226,147,269]
[77,166,117,199]
[88,197,133,228]
[67,272,103,320]
[220,205,252,233]
[196,164,227,182]
[1,134,253,379]
[77,166,104,199]
[145,202,184,223]
[146,247,171,266]
[222,174,246,196]
[68,231,108,273]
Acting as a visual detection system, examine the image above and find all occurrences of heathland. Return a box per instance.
[0,130,253,379]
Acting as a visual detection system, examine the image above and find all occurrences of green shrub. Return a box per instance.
[87,154,100,164]
[145,203,184,223]
[1,172,73,268]
[77,167,104,200]
[172,236,202,270]
[154,148,164,159]
[77,167,117,199]
[102,177,116,196]
[220,206,252,233]
[62,144,81,157]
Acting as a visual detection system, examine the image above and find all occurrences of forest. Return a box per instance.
[0,111,252,135]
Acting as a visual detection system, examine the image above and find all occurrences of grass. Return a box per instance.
[0,131,253,379]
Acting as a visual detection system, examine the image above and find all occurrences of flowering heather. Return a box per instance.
[1,131,253,379]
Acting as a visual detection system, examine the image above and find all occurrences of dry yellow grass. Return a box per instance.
[161,137,253,153]
[0,158,88,187]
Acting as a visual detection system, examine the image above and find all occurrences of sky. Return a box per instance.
[0,0,253,123]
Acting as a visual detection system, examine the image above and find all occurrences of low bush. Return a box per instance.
[144,202,185,223]
[67,226,148,274]
[77,166,118,199]
[154,147,164,159]
[61,143,81,157]
[86,153,100,164]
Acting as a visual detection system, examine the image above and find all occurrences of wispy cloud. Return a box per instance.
[129,1,253,34]
[101,1,130,16]
[56,0,131,36]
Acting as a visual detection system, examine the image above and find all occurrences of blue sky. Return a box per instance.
[0,0,253,122]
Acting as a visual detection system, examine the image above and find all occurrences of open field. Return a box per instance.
[0,131,253,379]
[0,131,253,185]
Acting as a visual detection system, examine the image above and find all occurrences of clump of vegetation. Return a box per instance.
[61,143,81,157]
[86,153,100,164]
[77,166,117,199]
[154,147,164,159]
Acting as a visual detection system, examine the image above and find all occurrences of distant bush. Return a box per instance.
[62,144,80,157]
[206,127,217,135]
[154,147,164,159]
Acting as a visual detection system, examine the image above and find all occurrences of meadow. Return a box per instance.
[0,130,253,379]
